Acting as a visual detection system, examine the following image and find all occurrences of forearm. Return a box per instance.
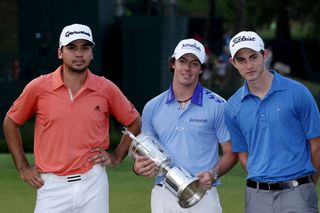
[3,116,30,171]
[213,141,238,177]
[214,151,237,178]
[238,152,248,174]
[310,137,320,183]
[112,116,141,164]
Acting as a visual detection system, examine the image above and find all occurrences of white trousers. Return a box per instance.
[34,165,108,213]
[151,185,222,213]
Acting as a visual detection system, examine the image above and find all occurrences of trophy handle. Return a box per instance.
[122,127,138,141]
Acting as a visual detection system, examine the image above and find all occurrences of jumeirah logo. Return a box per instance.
[182,43,201,52]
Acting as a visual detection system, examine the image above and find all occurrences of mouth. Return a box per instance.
[182,73,192,78]
[246,70,256,75]
[73,60,86,66]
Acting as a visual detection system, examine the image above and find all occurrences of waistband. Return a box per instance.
[247,175,313,191]
[41,165,103,183]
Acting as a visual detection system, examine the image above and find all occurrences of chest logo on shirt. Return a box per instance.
[189,118,208,124]
[95,105,101,111]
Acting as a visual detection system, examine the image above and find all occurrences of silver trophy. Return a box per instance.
[123,128,206,208]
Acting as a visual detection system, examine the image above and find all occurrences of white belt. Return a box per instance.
[41,164,103,183]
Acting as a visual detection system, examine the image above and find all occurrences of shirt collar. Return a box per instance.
[240,70,286,101]
[166,83,203,106]
[52,65,99,91]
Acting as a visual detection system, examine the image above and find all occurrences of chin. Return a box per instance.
[72,66,88,73]
[72,69,87,74]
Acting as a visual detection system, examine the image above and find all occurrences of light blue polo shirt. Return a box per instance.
[142,83,230,185]
[224,70,320,182]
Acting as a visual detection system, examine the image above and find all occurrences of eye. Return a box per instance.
[236,58,245,63]
[81,46,91,51]
[66,46,76,51]
[192,61,200,67]
[178,58,185,63]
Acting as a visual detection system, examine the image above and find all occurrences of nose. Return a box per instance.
[182,61,192,69]
[74,48,84,57]
[245,61,254,69]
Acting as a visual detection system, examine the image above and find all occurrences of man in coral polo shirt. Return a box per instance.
[3,23,141,213]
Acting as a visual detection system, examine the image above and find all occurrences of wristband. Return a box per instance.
[211,169,219,182]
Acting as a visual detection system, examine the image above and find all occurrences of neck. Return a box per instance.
[61,67,87,95]
[173,82,197,102]
[177,96,192,103]
[248,69,273,99]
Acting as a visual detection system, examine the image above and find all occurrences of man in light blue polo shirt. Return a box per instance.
[224,31,320,213]
[133,38,237,213]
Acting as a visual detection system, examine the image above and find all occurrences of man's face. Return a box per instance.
[172,53,202,87]
[230,48,267,82]
[58,39,93,73]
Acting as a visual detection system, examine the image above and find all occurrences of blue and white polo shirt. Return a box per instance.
[142,83,230,185]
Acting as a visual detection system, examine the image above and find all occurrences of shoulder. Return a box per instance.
[203,87,226,108]
[92,75,117,88]
[202,87,226,105]
[281,76,301,86]
[224,87,244,117]
[275,72,306,90]
[24,73,53,92]
[144,90,168,109]
[277,74,313,98]
[142,91,169,118]
[91,75,124,97]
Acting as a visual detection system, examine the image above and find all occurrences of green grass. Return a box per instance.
[0,153,319,213]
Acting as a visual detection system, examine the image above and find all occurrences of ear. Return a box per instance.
[229,58,234,65]
[57,48,62,59]
[263,49,269,61]
[229,58,235,67]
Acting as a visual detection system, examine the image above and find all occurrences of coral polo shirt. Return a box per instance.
[7,66,139,175]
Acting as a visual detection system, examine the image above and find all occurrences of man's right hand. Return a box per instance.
[18,166,44,189]
[133,154,157,177]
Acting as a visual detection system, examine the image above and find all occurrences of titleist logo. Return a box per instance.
[65,30,90,37]
[232,36,256,47]
[182,43,201,52]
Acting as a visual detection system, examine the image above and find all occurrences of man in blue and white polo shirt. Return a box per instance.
[133,38,238,213]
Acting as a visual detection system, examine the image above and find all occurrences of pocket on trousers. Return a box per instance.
[37,181,48,194]
[299,183,318,209]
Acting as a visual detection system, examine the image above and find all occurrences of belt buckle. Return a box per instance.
[67,174,82,182]
[291,180,299,187]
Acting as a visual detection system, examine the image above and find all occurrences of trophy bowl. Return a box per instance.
[165,167,206,208]
[124,129,206,208]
